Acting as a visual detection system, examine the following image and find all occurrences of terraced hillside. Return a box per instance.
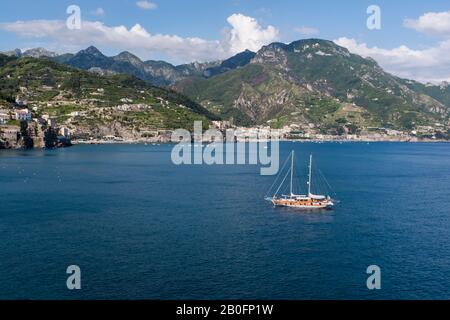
[174,39,450,133]
[0,54,215,140]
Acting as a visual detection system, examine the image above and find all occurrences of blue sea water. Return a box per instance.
[0,142,450,300]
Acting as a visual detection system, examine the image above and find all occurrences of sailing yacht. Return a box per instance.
[266,151,335,210]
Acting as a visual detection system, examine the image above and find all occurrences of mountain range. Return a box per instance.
[3,46,257,87]
[2,40,450,133]
[3,47,59,59]
[175,39,450,131]
[0,53,215,142]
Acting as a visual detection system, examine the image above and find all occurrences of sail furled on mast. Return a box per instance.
[290,151,294,196]
[265,149,335,209]
[308,154,313,196]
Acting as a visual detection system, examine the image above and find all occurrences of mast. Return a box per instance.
[308,154,312,196]
[290,151,294,196]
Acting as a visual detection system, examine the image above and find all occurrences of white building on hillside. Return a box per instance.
[0,110,10,124]
[14,109,32,121]
[59,126,70,137]
[48,118,57,129]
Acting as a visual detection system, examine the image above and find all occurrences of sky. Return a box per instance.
[1,0,450,83]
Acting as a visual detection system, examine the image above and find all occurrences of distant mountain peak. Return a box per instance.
[440,81,450,89]
[176,37,450,129]
[82,46,105,57]
[65,46,111,70]
[287,39,350,56]
[114,51,142,64]
[2,47,58,58]
[116,51,138,58]
[22,47,58,58]
[259,42,288,51]
[2,48,23,57]
[203,50,256,78]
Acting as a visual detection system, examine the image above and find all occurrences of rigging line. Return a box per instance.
[318,169,337,197]
[273,168,292,198]
[314,167,324,194]
[313,165,324,195]
[266,152,291,195]
[318,172,327,195]
[265,152,292,198]
[291,155,297,194]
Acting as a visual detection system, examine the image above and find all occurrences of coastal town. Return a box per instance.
[1,94,448,149]
[0,96,72,149]
[2,42,450,149]
[208,121,449,143]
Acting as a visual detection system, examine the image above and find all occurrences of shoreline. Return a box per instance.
[2,137,449,150]
[71,137,450,145]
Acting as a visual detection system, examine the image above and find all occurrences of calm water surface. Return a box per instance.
[0,142,450,299]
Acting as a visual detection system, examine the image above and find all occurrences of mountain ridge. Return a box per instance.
[2,47,58,58]
[174,38,450,132]
[0,54,216,144]
[2,40,450,134]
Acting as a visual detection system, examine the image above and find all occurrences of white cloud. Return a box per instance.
[136,1,157,10]
[92,8,105,17]
[404,11,450,37]
[335,10,450,83]
[0,14,278,63]
[224,13,279,53]
[294,26,319,36]
[0,20,220,62]
[334,37,450,83]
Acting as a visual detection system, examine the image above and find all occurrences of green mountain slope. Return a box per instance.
[54,46,257,87]
[0,55,215,138]
[174,39,450,132]
[400,79,450,109]
[60,46,219,87]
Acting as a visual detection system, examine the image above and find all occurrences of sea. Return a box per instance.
[0,142,450,300]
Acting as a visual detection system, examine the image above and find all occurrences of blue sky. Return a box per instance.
[1,0,450,82]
